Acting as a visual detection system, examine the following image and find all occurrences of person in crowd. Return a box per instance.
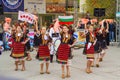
[0,21,3,40]
[0,41,4,55]
[3,18,11,50]
[94,27,102,67]
[78,21,85,29]
[0,21,4,55]
[109,21,115,42]
[49,19,61,63]
[103,20,109,46]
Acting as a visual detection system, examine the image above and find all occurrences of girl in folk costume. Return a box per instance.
[93,27,102,67]
[85,25,96,74]
[98,26,108,62]
[10,26,29,71]
[35,20,51,74]
[22,23,32,61]
[49,19,61,63]
[33,20,41,50]
[57,25,76,79]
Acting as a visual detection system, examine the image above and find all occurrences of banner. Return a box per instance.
[18,11,35,24]
[2,0,24,12]
[24,0,46,14]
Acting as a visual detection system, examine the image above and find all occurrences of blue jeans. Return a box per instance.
[109,31,114,42]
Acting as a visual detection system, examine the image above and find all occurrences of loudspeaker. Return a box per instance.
[0,5,3,15]
[94,8,105,17]
[94,8,100,17]
[100,8,105,16]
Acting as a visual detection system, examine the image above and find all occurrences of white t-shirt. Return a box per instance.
[49,28,61,42]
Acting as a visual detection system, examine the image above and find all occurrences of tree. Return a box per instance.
[85,0,116,19]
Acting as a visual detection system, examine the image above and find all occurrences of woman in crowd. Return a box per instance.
[57,25,76,79]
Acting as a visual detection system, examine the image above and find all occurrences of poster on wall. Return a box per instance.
[2,0,24,12]
[24,0,46,14]
[46,0,66,13]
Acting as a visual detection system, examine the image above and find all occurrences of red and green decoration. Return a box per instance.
[58,16,74,25]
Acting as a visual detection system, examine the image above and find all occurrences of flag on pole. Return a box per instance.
[58,16,74,25]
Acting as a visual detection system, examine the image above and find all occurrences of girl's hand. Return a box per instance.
[21,42,26,44]
[68,45,72,47]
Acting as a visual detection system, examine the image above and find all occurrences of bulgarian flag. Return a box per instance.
[58,16,74,25]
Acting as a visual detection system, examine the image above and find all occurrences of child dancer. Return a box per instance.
[57,25,76,79]
[35,21,51,74]
[10,26,29,71]
[22,23,32,61]
[99,26,108,62]
[85,25,96,73]
[94,28,102,67]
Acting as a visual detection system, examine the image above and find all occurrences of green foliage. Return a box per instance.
[85,0,116,19]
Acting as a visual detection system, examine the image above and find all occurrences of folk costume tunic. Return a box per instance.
[23,30,31,53]
[94,29,107,53]
[85,32,95,59]
[94,32,102,53]
[100,30,108,49]
[36,34,51,61]
[10,33,26,59]
[57,33,75,64]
